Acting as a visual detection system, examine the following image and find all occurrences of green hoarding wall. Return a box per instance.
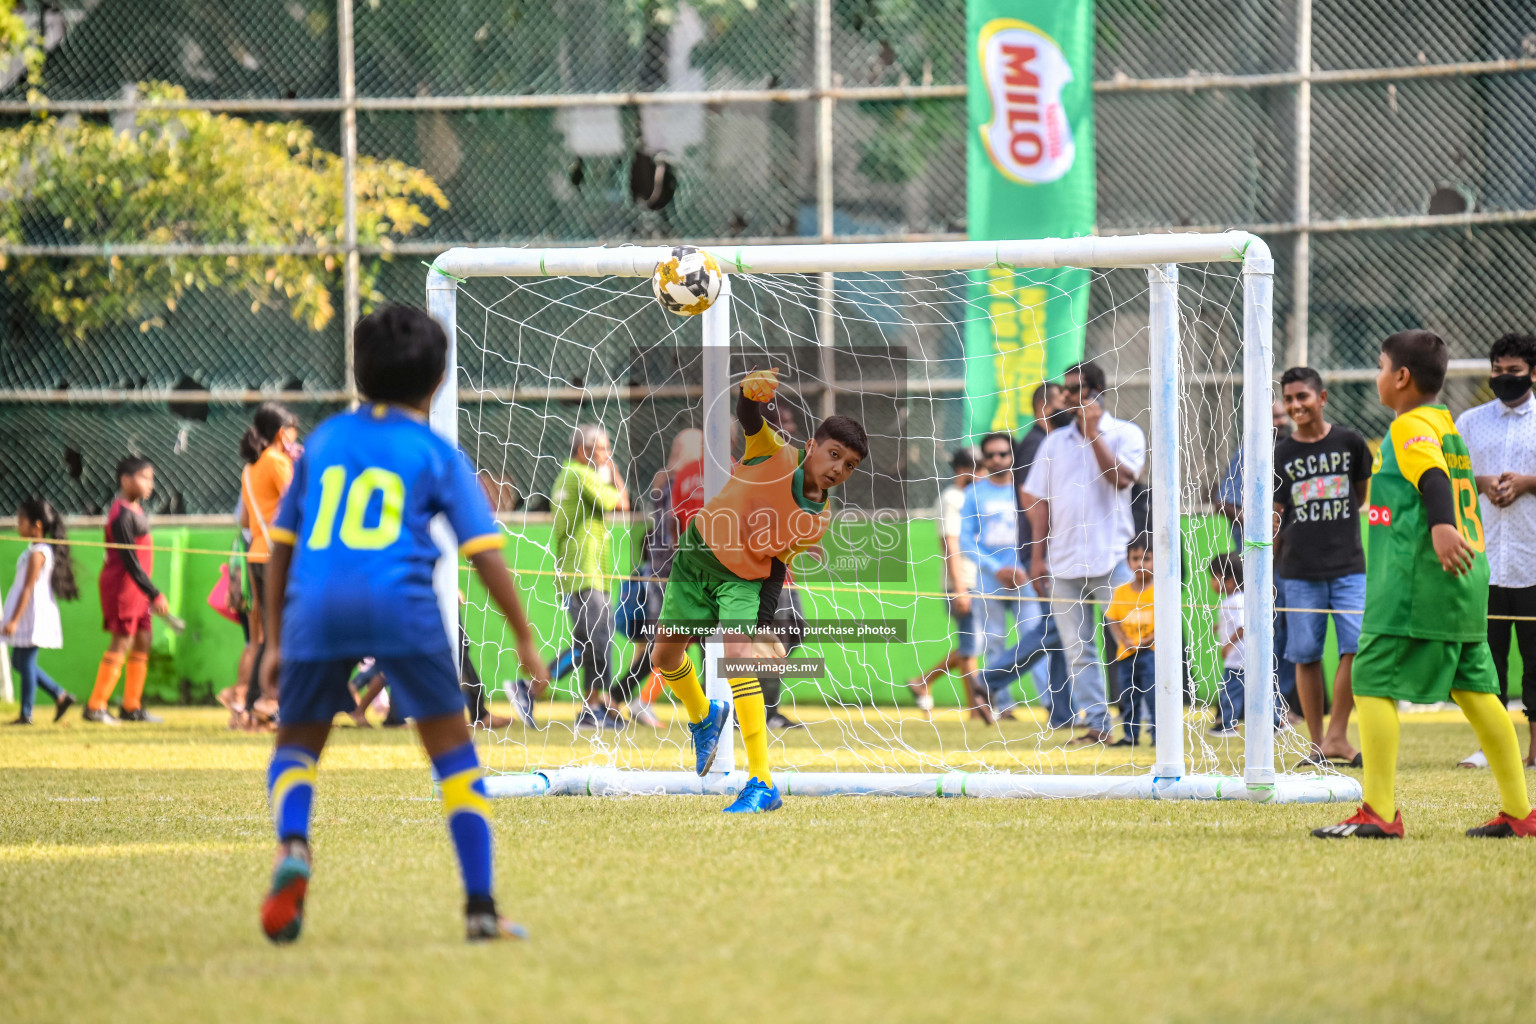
[964,0,1097,440]
[0,516,1436,709]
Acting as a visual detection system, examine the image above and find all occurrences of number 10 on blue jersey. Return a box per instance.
[308,466,406,551]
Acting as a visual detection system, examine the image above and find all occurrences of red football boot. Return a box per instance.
[261,843,311,943]
[1465,809,1536,838]
[1311,802,1404,839]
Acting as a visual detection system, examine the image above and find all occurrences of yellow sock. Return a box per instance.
[1357,695,1399,820]
[122,651,149,711]
[89,651,125,711]
[660,657,709,723]
[730,677,770,784]
[1452,689,1532,819]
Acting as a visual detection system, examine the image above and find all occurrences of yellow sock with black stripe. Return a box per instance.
[730,677,770,784]
[432,741,494,906]
[661,657,709,723]
[1452,688,1532,819]
[1357,695,1399,820]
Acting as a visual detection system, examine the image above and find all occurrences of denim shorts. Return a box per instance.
[948,594,983,658]
[1281,573,1366,664]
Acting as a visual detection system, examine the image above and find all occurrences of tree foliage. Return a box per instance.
[0,3,43,91]
[0,83,447,339]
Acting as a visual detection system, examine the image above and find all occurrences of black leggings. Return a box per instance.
[459,624,492,723]
[1488,584,1536,713]
[612,643,651,706]
[756,567,806,714]
[244,562,268,710]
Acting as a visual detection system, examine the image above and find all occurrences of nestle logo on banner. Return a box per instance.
[978,19,1075,185]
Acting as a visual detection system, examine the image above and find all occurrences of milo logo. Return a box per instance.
[977,19,1076,185]
[1367,505,1393,526]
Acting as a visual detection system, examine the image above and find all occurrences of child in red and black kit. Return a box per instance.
[85,457,169,723]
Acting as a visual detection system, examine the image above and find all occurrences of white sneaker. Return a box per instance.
[1457,749,1488,769]
[627,700,663,728]
[1207,726,1241,738]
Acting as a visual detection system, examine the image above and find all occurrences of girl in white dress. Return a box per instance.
[2,499,79,724]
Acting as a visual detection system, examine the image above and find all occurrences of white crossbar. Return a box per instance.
[429,232,1268,280]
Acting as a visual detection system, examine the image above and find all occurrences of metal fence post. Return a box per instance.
[338,0,360,406]
[1289,0,1312,370]
[815,0,836,418]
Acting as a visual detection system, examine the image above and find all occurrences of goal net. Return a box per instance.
[426,234,1360,804]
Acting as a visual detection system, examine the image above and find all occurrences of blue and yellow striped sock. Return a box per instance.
[266,745,318,844]
[432,741,494,906]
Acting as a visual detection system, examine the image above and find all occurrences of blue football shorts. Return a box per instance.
[279,650,464,725]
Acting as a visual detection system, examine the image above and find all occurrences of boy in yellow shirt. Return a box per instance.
[1104,536,1155,746]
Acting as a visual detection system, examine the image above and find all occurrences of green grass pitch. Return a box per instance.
[2,707,1532,1023]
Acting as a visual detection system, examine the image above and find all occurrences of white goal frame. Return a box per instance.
[425,232,1361,805]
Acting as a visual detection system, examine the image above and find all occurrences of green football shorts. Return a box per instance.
[657,550,762,634]
[1351,631,1499,705]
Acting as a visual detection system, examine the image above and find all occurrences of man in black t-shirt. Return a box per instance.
[1273,367,1372,766]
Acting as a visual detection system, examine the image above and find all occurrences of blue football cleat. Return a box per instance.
[723,776,783,814]
[689,699,729,776]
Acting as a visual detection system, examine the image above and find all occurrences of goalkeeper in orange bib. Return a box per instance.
[651,366,867,812]
[1313,330,1534,839]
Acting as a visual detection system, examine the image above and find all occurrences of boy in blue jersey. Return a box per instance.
[257,305,550,943]
[961,433,1038,718]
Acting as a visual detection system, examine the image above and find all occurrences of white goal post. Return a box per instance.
[425,232,1361,805]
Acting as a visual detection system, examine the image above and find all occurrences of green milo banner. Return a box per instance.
[965,1,1096,438]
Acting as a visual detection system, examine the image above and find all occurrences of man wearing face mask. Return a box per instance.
[1454,331,1536,768]
[1021,361,1147,746]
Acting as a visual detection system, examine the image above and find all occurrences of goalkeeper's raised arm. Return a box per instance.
[737,367,785,456]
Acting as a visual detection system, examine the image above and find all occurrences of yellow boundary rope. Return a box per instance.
[3,532,1533,622]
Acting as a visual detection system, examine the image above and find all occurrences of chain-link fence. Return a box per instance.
[2,0,1534,514]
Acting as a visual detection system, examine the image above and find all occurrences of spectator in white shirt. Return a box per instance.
[1455,332,1536,768]
[1021,361,1147,745]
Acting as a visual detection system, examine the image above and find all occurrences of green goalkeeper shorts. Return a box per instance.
[1351,631,1499,705]
[657,548,762,635]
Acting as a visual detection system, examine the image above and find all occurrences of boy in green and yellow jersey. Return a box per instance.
[653,368,868,813]
[1313,330,1535,839]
